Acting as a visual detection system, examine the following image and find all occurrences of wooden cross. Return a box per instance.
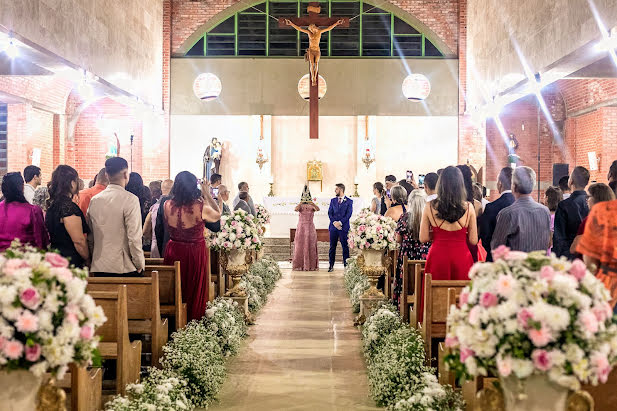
[278,3,350,139]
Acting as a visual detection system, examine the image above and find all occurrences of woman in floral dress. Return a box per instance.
[392,189,431,309]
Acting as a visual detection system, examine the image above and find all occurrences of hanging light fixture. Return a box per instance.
[256,115,269,170]
[362,116,375,169]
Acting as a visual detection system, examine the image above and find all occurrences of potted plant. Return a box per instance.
[445,247,617,411]
[0,242,106,410]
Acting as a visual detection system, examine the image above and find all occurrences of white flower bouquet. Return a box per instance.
[254,204,270,227]
[203,298,247,357]
[348,209,398,251]
[209,210,262,251]
[445,247,617,390]
[0,241,106,378]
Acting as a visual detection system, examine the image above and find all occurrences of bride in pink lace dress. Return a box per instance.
[293,185,320,271]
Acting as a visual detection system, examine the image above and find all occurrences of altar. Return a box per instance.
[262,196,368,237]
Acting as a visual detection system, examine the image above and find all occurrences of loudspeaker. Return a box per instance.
[553,163,569,186]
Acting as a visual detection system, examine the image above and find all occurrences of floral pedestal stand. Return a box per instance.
[356,249,391,325]
[221,250,252,321]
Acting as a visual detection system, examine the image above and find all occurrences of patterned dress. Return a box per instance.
[392,212,431,309]
[292,204,319,271]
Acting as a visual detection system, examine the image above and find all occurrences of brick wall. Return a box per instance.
[0,76,73,113]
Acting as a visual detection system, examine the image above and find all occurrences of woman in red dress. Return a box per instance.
[418,166,478,321]
[163,172,221,321]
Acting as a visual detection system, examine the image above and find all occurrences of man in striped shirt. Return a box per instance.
[491,166,552,253]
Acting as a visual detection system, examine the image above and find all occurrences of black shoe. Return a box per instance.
[328,267,334,272]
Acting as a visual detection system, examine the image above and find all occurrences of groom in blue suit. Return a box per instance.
[328,183,353,272]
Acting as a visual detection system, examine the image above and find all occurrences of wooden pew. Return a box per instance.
[145,257,164,265]
[144,251,151,258]
[87,273,168,367]
[144,262,187,331]
[90,289,141,395]
[418,273,469,366]
[383,249,397,298]
[581,368,617,410]
[401,258,425,325]
[438,288,459,387]
[49,363,103,411]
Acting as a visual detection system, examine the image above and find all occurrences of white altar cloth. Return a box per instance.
[262,196,368,237]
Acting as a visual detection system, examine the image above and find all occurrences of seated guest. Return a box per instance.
[370,182,385,215]
[393,189,430,309]
[544,185,563,255]
[143,179,173,258]
[0,172,49,250]
[385,185,408,222]
[479,167,514,261]
[491,167,551,252]
[88,157,145,276]
[33,186,50,214]
[570,183,614,256]
[78,168,108,216]
[46,165,89,268]
[234,191,252,214]
[23,165,42,204]
[559,175,571,199]
[163,171,221,321]
[554,166,590,259]
[608,160,617,195]
[423,172,438,202]
[232,181,256,216]
[217,184,231,215]
[149,180,162,203]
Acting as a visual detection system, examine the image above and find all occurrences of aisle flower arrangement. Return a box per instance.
[348,209,398,251]
[0,241,106,378]
[343,260,463,410]
[445,248,617,390]
[209,210,262,251]
[242,257,283,313]
[343,258,369,313]
[106,257,282,410]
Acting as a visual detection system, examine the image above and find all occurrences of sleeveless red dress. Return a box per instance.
[163,200,209,321]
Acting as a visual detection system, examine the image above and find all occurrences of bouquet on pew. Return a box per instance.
[0,241,106,378]
[208,209,262,251]
[254,204,270,233]
[348,209,398,251]
[445,247,617,390]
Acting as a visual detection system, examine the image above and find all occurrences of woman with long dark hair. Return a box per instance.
[45,165,89,267]
[0,172,49,250]
[163,171,220,321]
[126,172,150,223]
[457,164,482,262]
[370,182,385,215]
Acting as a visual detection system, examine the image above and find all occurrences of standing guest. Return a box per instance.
[370,182,385,215]
[88,157,145,276]
[149,180,162,203]
[234,191,252,214]
[398,180,415,201]
[328,183,353,272]
[293,185,320,271]
[544,186,563,255]
[126,172,149,223]
[393,189,430,309]
[45,165,89,268]
[559,175,571,200]
[423,172,438,202]
[384,175,397,210]
[33,186,50,214]
[480,185,490,211]
[436,168,444,177]
[608,160,617,195]
[210,173,222,200]
[385,186,408,223]
[143,179,173,258]
[570,183,614,256]
[479,167,514,262]
[163,171,220,321]
[217,184,231,215]
[23,165,42,204]
[457,164,482,261]
[232,182,256,216]
[554,166,590,259]
[0,172,49,250]
[78,168,108,216]
[491,167,552,252]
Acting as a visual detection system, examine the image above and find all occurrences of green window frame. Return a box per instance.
[184,0,443,58]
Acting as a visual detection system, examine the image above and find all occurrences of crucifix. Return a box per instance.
[279,3,350,139]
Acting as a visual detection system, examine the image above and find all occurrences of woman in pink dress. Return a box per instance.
[293,185,320,271]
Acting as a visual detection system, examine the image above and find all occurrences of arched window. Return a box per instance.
[185,0,443,58]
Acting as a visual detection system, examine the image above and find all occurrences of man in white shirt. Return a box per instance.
[232,181,256,216]
[88,157,145,276]
[423,172,438,202]
[23,165,41,204]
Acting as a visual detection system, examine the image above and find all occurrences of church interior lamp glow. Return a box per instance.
[193,73,222,101]
[402,73,431,101]
[298,74,327,100]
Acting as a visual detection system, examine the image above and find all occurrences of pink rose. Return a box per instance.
[528,325,552,347]
[80,325,94,340]
[376,226,382,232]
[497,356,512,377]
[460,347,475,363]
[3,259,28,276]
[591,353,611,383]
[532,349,552,371]
[51,267,73,282]
[231,221,237,226]
[579,310,599,334]
[445,336,459,348]
[492,245,510,261]
[593,304,611,324]
[459,291,469,307]
[517,308,533,328]
[25,344,41,362]
[66,312,79,325]
[480,292,498,308]
[20,288,40,310]
[468,306,482,325]
[3,340,23,360]
[540,266,555,282]
[45,253,69,268]
[16,311,38,333]
[570,259,587,281]
[358,225,366,233]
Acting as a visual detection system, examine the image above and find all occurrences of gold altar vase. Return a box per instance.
[221,250,252,318]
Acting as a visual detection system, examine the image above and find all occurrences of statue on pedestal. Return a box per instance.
[203,137,223,181]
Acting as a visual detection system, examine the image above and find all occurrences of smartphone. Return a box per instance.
[406,170,413,182]
[212,187,219,197]
[418,174,425,187]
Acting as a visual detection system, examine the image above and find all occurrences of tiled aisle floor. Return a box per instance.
[208,268,378,411]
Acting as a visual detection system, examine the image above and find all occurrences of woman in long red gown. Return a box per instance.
[163,172,221,321]
[418,166,478,322]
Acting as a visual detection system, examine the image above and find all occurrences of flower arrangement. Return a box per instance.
[348,209,398,251]
[209,210,262,251]
[0,241,105,378]
[445,247,617,390]
[343,258,369,313]
[254,204,270,228]
[203,297,247,357]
